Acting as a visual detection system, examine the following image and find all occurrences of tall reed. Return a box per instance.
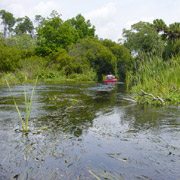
[126,53,180,105]
[5,77,38,132]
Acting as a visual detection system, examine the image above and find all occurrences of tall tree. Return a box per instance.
[153,19,169,41]
[34,15,45,27]
[123,21,164,55]
[153,19,167,33]
[15,16,34,36]
[35,11,78,56]
[0,10,15,38]
[168,23,180,42]
[69,14,96,39]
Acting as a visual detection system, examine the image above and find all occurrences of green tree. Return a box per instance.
[35,11,78,56]
[68,38,117,80]
[0,10,15,38]
[168,23,180,42]
[153,19,168,33]
[69,14,96,39]
[101,39,134,79]
[15,16,34,36]
[34,15,45,27]
[153,20,180,58]
[123,21,164,55]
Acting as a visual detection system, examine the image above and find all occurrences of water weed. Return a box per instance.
[5,77,38,132]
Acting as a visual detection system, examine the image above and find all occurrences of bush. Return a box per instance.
[20,56,46,79]
[0,44,21,72]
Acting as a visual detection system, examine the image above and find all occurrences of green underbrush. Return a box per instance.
[0,69,97,86]
[0,54,98,85]
[126,54,180,106]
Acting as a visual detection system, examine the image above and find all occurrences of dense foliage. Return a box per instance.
[123,19,180,105]
[0,9,133,83]
[122,19,180,58]
[1,9,180,105]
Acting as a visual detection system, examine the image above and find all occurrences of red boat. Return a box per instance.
[104,78,117,83]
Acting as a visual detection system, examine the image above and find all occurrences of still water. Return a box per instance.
[0,82,180,180]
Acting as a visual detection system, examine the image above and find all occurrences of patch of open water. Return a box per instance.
[0,82,180,179]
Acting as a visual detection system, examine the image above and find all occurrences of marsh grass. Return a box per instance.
[5,77,38,132]
[126,54,180,105]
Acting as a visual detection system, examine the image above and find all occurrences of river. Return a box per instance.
[0,82,180,180]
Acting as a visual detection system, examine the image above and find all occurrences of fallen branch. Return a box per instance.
[140,89,164,103]
[123,96,137,103]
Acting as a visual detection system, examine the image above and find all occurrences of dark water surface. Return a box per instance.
[0,82,180,180]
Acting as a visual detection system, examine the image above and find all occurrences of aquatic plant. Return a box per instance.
[89,170,101,180]
[5,77,38,132]
[89,169,124,180]
[126,53,180,105]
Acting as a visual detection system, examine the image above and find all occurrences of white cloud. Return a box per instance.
[0,0,62,19]
[85,2,116,21]
[2,0,180,41]
[126,16,154,29]
[32,1,62,18]
[0,0,18,6]
[8,3,26,17]
[85,2,118,40]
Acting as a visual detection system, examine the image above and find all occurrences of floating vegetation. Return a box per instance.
[89,169,124,180]
[107,153,128,162]
[1,82,180,180]
[89,170,101,180]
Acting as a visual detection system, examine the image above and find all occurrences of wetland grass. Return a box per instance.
[5,77,38,132]
[126,54,180,105]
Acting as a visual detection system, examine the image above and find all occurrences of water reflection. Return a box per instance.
[32,83,119,137]
[0,82,180,179]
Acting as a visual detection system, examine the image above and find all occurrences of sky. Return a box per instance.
[1,0,180,41]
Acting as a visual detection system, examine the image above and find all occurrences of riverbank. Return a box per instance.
[126,54,180,106]
[0,70,97,85]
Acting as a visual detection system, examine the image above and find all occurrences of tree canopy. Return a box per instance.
[35,12,97,56]
[101,39,134,78]
[15,16,34,36]
[69,14,96,39]
[0,10,15,38]
[0,9,136,81]
[123,21,164,55]
[122,19,180,59]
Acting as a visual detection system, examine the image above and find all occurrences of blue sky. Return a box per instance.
[1,0,180,41]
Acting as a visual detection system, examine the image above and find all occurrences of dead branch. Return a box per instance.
[123,96,137,103]
[140,89,164,103]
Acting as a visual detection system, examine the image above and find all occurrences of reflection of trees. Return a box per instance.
[34,83,119,137]
[123,105,167,131]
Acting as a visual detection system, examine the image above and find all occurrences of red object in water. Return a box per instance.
[104,78,117,83]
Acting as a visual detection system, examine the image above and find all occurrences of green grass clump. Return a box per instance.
[6,77,38,132]
[126,54,180,106]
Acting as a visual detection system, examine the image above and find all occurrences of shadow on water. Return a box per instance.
[0,82,180,179]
